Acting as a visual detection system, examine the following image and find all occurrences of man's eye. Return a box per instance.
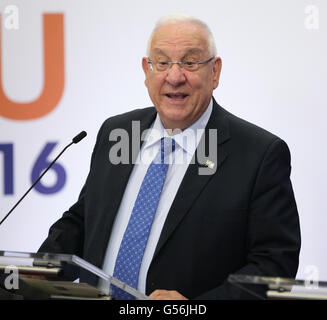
[158,62,169,65]
[184,61,195,66]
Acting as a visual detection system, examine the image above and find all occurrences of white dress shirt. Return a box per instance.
[98,99,213,295]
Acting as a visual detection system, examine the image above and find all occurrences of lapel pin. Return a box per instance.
[205,160,215,169]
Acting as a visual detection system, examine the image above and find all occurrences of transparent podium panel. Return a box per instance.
[228,274,327,300]
[0,251,150,300]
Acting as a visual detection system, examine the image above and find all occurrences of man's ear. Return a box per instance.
[212,57,222,89]
[142,57,149,88]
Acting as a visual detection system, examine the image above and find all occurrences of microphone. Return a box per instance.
[72,131,87,144]
[0,131,87,226]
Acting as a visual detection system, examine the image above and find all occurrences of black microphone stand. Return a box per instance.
[0,131,87,226]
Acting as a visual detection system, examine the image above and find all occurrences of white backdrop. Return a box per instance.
[0,0,326,282]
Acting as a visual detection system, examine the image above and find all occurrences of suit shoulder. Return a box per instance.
[219,106,281,146]
[216,105,292,168]
[100,107,156,130]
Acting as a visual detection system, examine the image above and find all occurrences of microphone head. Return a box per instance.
[72,131,87,144]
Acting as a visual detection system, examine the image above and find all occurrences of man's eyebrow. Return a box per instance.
[151,48,168,56]
[183,48,203,56]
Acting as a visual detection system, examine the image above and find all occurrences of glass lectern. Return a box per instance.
[228,274,327,300]
[0,251,150,300]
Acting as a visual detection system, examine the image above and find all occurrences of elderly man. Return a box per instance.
[39,14,301,300]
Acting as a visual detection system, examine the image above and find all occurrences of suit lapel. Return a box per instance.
[152,99,230,260]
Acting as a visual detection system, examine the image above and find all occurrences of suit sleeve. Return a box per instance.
[195,138,301,299]
[38,121,106,256]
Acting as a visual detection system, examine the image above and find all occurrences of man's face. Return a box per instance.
[142,22,222,130]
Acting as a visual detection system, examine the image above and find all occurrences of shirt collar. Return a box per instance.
[142,98,213,155]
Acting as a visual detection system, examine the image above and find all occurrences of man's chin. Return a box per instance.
[159,113,191,130]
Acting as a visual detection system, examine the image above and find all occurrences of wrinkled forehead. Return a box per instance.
[149,23,210,57]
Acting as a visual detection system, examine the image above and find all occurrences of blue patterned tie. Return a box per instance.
[111,137,175,299]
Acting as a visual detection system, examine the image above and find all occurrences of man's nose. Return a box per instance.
[165,64,186,86]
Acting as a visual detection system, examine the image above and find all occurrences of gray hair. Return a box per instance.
[146,14,217,57]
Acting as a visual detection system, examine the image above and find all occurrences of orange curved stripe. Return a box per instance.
[0,14,64,120]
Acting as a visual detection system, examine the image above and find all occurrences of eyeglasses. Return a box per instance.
[147,57,214,72]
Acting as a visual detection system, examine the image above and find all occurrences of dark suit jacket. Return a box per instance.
[39,98,301,299]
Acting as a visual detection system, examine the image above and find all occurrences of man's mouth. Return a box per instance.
[165,93,189,100]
